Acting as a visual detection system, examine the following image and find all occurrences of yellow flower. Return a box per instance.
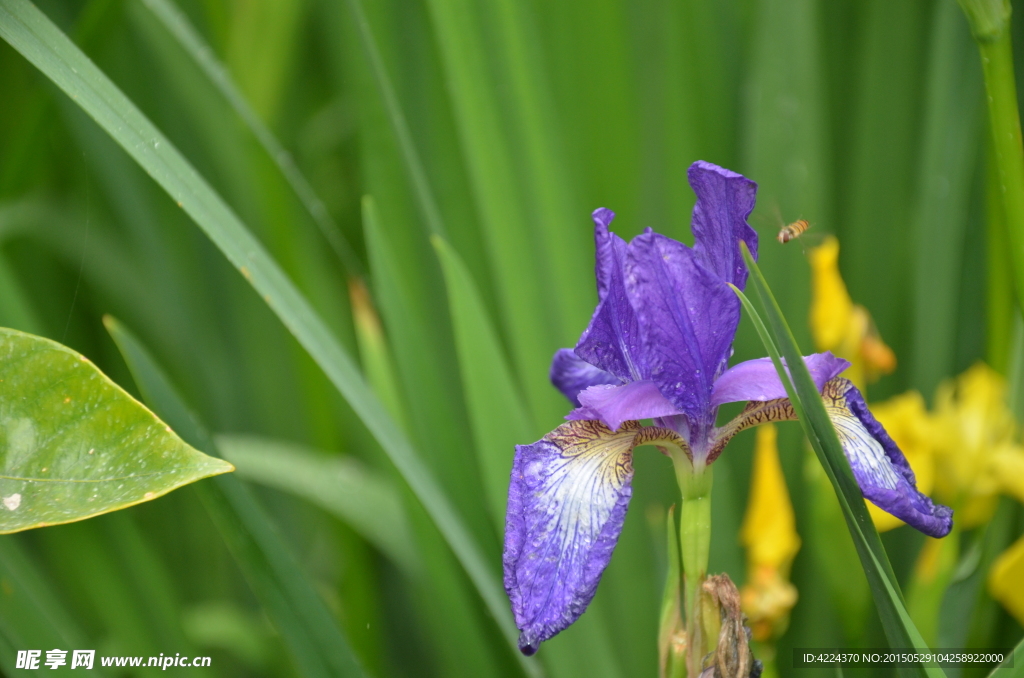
[931,363,1024,528]
[809,236,896,390]
[922,363,1024,625]
[990,534,1024,626]
[740,424,800,641]
[865,391,936,532]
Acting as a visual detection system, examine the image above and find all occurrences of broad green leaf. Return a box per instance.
[432,235,534,529]
[104,316,367,678]
[0,1,528,667]
[215,433,417,574]
[0,327,232,533]
[735,245,945,677]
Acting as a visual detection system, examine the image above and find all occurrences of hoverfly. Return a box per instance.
[777,219,811,244]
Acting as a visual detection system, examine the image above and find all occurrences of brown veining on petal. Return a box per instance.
[635,425,692,461]
[708,399,799,463]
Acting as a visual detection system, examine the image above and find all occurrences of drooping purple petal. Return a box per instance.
[575,209,646,382]
[504,420,639,655]
[688,161,759,290]
[710,352,851,406]
[550,348,621,407]
[823,378,953,538]
[576,380,684,432]
[625,229,738,420]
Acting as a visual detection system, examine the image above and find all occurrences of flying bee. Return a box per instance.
[777,219,811,244]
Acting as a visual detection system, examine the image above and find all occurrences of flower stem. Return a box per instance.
[674,458,713,676]
[962,0,1024,314]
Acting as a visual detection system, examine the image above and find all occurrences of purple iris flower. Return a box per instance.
[502,161,953,655]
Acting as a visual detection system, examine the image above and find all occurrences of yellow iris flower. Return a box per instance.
[927,364,1024,627]
[931,363,1024,526]
[740,424,800,642]
[809,236,896,391]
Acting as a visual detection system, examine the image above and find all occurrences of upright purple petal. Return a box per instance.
[550,348,621,407]
[504,420,639,654]
[625,230,738,419]
[576,379,684,432]
[710,352,851,406]
[823,378,953,537]
[687,161,759,290]
[575,210,646,381]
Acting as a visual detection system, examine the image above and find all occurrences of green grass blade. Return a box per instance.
[736,245,945,677]
[838,0,930,376]
[419,0,572,422]
[909,0,983,397]
[136,0,362,275]
[988,633,1024,677]
[215,433,418,574]
[342,0,446,238]
[480,0,592,336]
[104,316,367,678]
[0,1,527,663]
[432,235,535,529]
[0,536,109,676]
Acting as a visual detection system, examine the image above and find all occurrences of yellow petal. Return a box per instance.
[931,363,1017,515]
[741,565,798,642]
[808,236,895,388]
[741,424,800,569]
[990,534,1024,627]
[809,236,854,352]
[989,445,1024,505]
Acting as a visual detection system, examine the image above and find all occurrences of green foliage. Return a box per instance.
[216,433,417,573]
[0,0,1022,674]
[0,327,232,533]
[106,316,368,678]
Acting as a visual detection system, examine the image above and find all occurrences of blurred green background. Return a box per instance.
[0,0,1021,675]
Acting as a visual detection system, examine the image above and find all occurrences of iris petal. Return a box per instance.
[626,230,738,419]
[549,348,621,407]
[708,378,953,537]
[504,420,689,654]
[688,160,759,290]
[504,420,638,655]
[575,209,646,381]
[710,352,850,406]
[824,379,953,537]
[575,379,684,431]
